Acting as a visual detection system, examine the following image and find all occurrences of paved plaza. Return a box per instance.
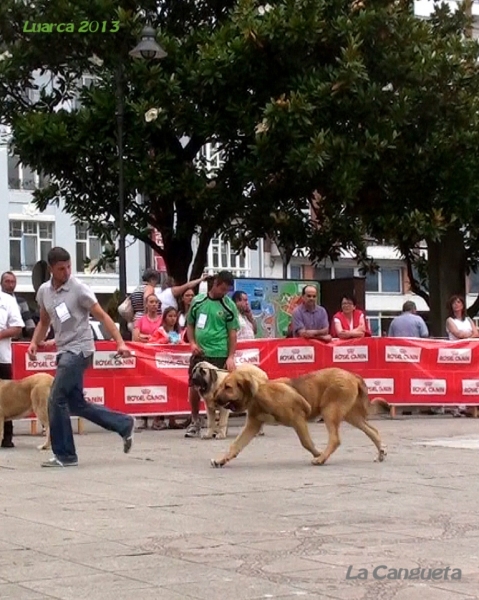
[0,415,479,600]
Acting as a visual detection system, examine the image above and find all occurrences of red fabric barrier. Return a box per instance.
[11,337,479,415]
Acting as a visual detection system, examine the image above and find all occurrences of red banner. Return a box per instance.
[11,337,479,415]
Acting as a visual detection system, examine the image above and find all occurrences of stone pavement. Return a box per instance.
[1,415,479,600]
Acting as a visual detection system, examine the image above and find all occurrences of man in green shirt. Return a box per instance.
[185,270,239,438]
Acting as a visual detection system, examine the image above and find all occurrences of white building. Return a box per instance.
[4,141,479,336]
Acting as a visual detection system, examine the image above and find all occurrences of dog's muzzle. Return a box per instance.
[191,375,208,393]
[218,400,238,412]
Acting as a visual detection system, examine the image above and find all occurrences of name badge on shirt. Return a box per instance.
[197,313,207,329]
[55,302,71,323]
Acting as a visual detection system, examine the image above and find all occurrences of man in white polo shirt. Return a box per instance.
[0,291,24,448]
[28,247,135,468]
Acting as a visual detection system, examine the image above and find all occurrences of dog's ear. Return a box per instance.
[237,373,259,399]
[210,369,218,385]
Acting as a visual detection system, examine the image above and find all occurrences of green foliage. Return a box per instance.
[2,0,479,306]
[106,288,121,321]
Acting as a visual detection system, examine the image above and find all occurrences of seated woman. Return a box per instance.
[445,295,478,418]
[331,294,371,339]
[132,294,162,342]
[446,294,478,340]
[149,307,183,344]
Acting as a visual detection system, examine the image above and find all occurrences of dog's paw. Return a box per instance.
[375,447,387,462]
[37,444,48,451]
[202,431,215,440]
[214,432,227,440]
[210,458,225,468]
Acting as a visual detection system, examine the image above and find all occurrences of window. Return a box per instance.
[9,220,54,271]
[75,223,116,273]
[382,268,401,293]
[207,235,250,277]
[290,265,303,280]
[469,270,479,294]
[365,272,379,292]
[313,267,331,281]
[367,313,381,337]
[334,267,355,279]
[366,268,402,293]
[72,75,97,110]
[8,154,42,190]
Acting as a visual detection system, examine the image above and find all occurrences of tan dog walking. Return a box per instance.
[0,373,53,450]
[212,367,388,467]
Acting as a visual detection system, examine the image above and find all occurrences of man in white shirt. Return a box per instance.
[232,291,257,340]
[232,290,265,435]
[155,274,210,310]
[0,291,25,448]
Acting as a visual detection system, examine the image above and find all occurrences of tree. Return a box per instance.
[0,0,258,283]
[3,0,479,337]
[201,0,479,336]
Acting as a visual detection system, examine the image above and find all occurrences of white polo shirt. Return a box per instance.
[155,287,178,310]
[0,291,25,364]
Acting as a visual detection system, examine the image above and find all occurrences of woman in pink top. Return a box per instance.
[131,294,163,429]
[132,294,162,342]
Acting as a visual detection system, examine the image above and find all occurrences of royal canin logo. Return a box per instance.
[277,346,315,363]
[234,349,260,365]
[462,380,479,395]
[332,346,368,362]
[385,346,421,362]
[155,352,191,369]
[25,352,57,371]
[84,387,105,405]
[410,379,446,395]
[125,386,167,404]
[437,348,472,364]
[364,378,394,394]
[93,351,136,369]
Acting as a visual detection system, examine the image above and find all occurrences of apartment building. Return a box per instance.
[4,132,479,336]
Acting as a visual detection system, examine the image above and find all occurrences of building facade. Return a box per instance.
[3,143,479,336]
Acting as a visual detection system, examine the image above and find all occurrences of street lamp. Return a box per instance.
[116,24,167,304]
[129,25,168,60]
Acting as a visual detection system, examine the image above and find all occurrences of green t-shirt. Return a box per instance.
[187,293,239,357]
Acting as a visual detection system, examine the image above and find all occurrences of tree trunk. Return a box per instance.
[427,227,466,337]
[162,237,194,284]
[190,228,213,280]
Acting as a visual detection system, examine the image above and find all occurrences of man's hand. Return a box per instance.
[190,342,202,355]
[226,356,236,372]
[115,343,131,358]
[27,343,38,361]
[319,334,332,343]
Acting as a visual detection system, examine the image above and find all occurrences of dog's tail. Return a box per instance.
[355,374,390,417]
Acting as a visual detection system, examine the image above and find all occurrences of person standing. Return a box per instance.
[388,301,429,338]
[291,285,331,342]
[1,271,35,446]
[1,271,36,339]
[156,274,210,311]
[28,247,135,467]
[185,271,239,438]
[232,291,257,340]
[232,289,266,436]
[0,291,24,448]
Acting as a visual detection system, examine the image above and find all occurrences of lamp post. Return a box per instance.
[115,24,167,302]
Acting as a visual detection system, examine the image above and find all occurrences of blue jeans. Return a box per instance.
[49,351,132,463]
